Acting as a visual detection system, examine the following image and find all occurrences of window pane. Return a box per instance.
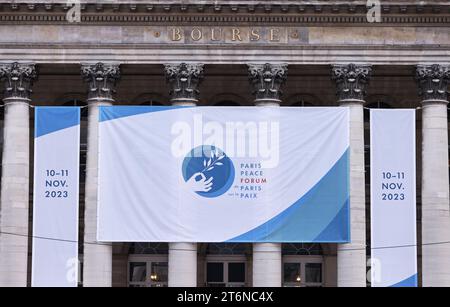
[305,263,322,283]
[228,263,245,283]
[283,263,301,283]
[151,262,168,283]
[129,262,146,282]
[207,263,224,283]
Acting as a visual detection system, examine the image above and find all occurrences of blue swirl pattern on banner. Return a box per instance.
[390,274,418,287]
[35,107,81,138]
[227,149,350,243]
[99,105,191,122]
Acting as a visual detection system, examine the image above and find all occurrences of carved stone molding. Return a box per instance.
[164,63,204,104]
[416,64,450,102]
[0,1,449,25]
[0,1,448,14]
[248,63,288,104]
[0,62,37,100]
[331,64,372,102]
[1,13,449,25]
[81,62,120,102]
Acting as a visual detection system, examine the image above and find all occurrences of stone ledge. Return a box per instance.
[1,44,449,65]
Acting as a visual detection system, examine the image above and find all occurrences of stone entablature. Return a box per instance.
[1,1,449,12]
[1,25,448,47]
[0,1,449,25]
[0,1,448,65]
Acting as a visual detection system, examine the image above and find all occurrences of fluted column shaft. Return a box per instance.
[165,63,203,287]
[0,62,36,287]
[248,63,287,287]
[81,62,120,287]
[416,64,450,286]
[332,64,372,287]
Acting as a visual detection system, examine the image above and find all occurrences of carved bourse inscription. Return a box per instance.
[150,27,308,44]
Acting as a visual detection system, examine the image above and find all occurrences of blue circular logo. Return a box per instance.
[182,145,235,198]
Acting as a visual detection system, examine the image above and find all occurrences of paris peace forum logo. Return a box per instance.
[182,145,235,198]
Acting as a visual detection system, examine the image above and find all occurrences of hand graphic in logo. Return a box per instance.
[186,172,213,192]
[182,145,235,198]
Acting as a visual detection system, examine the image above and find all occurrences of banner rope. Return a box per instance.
[0,230,448,251]
[0,101,34,108]
[362,106,423,110]
[0,231,111,246]
[0,103,89,108]
[0,104,430,110]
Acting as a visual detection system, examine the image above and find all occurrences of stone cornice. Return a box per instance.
[0,1,449,25]
[1,44,449,65]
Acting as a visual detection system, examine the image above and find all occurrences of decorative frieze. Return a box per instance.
[1,13,449,25]
[164,63,204,104]
[331,64,372,102]
[81,62,120,102]
[0,2,449,25]
[0,62,37,100]
[416,64,450,102]
[248,63,288,104]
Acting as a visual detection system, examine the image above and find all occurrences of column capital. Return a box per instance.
[164,63,204,105]
[247,63,288,105]
[0,62,37,101]
[416,64,450,103]
[81,62,120,103]
[331,64,372,103]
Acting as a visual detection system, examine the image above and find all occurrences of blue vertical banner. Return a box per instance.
[370,109,417,287]
[32,107,80,287]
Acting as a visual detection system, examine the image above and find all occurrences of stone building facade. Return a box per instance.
[0,0,449,287]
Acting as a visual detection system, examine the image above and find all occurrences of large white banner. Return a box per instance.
[98,106,350,243]
[32,107,80,287]
[370,109,417,287]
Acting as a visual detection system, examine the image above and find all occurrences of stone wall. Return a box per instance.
[0,1,448,64]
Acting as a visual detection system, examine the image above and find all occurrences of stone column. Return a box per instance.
[164,63,204,286]
[0,62,37,287]
[248,63,287,287]
[81,62,120,287]
[331,64,372,287]
[416,64,450,286]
